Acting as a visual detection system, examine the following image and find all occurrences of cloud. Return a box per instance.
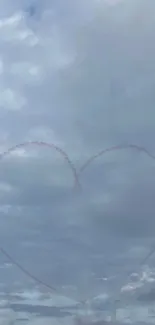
[0,0,155,323]
[0,288,78,324]
[138,288,155,303]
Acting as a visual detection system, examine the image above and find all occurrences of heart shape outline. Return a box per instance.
[0,141,155,297]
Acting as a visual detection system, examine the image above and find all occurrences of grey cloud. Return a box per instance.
[9,303,73,317]
[137,288,155,303]
[1,1,155,323]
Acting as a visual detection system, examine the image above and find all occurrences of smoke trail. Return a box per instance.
[0,247,57,291]
[79,143,155,274]
[139,243,155,266]
[0,141,80,189]
[0,140,80,291]
[79,144,155,173]
[1,141,155,298]
[79,143,155,267]
[78,143,155,318]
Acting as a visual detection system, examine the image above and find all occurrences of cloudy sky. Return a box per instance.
[0,0,155,323]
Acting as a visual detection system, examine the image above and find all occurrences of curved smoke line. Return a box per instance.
[0,247,57,291]
[79,143,155,267]
[0,141,80,189]
[77,143,155,314]
[0,140,80,292]
[79,143,155,276]
[79,144,155,173]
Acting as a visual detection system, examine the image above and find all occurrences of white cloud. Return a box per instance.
[0,181,14,193]
[0,88,26,111]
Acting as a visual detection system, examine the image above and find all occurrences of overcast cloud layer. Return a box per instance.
[0,0,155,323]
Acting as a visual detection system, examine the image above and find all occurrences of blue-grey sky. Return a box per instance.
[0,0,155,323]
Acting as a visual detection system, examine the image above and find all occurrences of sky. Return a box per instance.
[0,0,155,323]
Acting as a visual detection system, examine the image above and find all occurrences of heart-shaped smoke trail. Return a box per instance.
[1,141,155,301]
